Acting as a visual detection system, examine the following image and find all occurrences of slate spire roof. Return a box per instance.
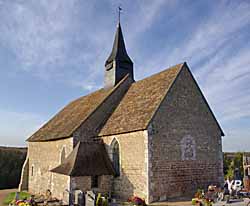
[105,22,133,69]
[104,22,134,88]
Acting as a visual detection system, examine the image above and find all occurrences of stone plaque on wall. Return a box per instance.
[181,135,196,160]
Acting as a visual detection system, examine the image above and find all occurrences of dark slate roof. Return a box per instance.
[51,141,115,176]
[99,63,184,136]
[105,23,133,68]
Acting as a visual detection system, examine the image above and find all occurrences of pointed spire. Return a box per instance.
[118,6,122,24]
[104,19,134,88]
[105,22,133,69]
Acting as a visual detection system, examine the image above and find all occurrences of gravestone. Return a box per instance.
[15,192,19,201]
[85,191,96,206]
[75,190,85,206]
[68,189,75,206]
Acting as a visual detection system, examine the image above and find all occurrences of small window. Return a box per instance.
[91,176,99,188]
[31,165,34,176]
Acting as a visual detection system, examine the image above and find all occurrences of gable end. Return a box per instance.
[147,62,224,136]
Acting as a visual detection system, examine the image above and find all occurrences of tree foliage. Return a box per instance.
[0,147,27,189]
[224,152,243,179]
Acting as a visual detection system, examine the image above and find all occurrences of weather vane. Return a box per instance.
[118,6,122,23]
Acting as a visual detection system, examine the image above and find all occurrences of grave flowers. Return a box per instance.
[128,196,146,206]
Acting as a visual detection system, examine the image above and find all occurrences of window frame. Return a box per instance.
[111,138,120,177]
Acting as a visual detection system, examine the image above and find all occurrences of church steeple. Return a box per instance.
[104,22,134,88]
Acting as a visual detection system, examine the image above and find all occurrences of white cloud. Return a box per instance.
[0,0,179,89]
[0,0,95,79]
[0,1,249,150]
[123,1,250,151]
[132,1,250,124]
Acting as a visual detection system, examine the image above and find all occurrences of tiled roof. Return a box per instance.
[51,141,115,176]
[99,63,184,136]
[27,89,111,142]
[27,63,184,142]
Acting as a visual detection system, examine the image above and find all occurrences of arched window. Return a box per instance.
[31,165,34,176]
[111,139,120,177]
[60,147,66,163]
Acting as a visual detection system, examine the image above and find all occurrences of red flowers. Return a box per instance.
[128,196,146,206]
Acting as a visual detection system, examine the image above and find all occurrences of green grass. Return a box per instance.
[3,192,30,205]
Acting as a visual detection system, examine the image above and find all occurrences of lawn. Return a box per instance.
[3,191,30,205]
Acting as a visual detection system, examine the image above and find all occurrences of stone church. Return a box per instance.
[19,22,224,203]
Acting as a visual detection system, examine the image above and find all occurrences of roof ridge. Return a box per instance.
[27,75,131,142]
[99,62,185,137]
[135,62,185,84]
[70,74,131,137]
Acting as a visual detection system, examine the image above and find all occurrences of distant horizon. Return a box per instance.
[0,145,27,149]
[0,1,249,152]
[0,144,249,153]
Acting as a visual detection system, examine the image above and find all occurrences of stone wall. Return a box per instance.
[148,65,223,202]
[101,131,148,202]
[28,138,73,203]
[71,175,112,194]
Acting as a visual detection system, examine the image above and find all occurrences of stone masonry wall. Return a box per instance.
[148,65,223,202]
[71,175,112,194]
[101,131,148,202]
[28,138,73,203]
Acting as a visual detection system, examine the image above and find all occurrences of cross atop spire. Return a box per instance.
[104,16,134,88]
[118,6,122,23]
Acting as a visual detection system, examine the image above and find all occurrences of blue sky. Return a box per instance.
[0,0,249,151]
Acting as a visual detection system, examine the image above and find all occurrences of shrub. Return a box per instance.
[0,147,27,189]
